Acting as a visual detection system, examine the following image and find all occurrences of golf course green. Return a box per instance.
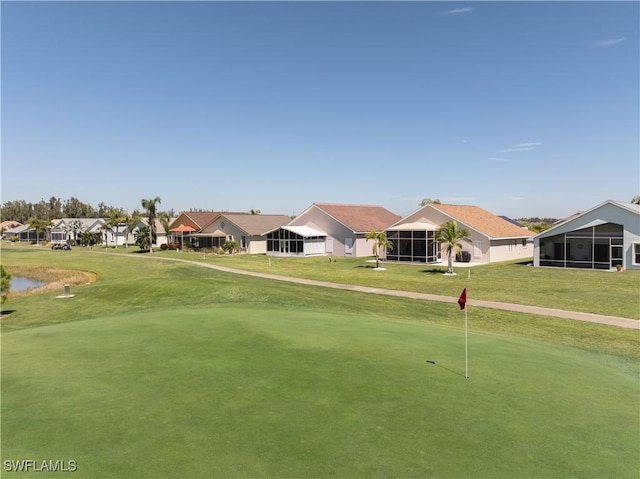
[1,247,638,478]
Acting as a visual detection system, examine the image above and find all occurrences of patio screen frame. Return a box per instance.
[539,222,623,269]
[386,230,438,263]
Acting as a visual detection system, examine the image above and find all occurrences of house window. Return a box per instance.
[326,237,333,254]
[345,238,353,255]
[241,236,247,249]
[473,240,482,258]
[522,239,527,248]
[634,244,640,265]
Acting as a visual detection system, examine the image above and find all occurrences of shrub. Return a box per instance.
[0,264,11,305]
[222,240,239,254]
[9,236,18,243]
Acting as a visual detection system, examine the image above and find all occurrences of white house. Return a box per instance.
[534,200,640,270]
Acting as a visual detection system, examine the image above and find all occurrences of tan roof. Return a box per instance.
[173,211,248,230]
[221,214,292,236]
[0,220,23,229]
[429,204,532,238]
[314,203,401,233]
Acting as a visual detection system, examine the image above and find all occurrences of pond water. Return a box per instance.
[11,276,47,291]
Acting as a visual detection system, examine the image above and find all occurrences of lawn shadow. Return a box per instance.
[0,310,16,318]
[514,260,534,266]
[421,268,447,274]
[425,360,466,378]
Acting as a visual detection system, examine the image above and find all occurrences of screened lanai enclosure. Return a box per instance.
[266,226,326,256]
[538,222,624,269]
[386,228,439,263]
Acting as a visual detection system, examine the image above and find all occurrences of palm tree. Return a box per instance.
[27,217,51,243]
[68,219,83,246]
[157,212,170,248]
[134,226,152,251]
[435,220,470,275]
[124,213,143,248]
[141,197,161,253]
[102,210,127,248]
[365,230,393,269]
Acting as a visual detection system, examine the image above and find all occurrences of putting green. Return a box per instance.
[2,305,638,478]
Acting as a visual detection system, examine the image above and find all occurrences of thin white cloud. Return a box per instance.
[596,38,625,47]
[516,142,541,148]
[509,196,524,201]
[489,157,510,162]
[444,7,474,15]
[499,147,535,153]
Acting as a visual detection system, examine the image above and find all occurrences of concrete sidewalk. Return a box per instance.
[116,253,640,330]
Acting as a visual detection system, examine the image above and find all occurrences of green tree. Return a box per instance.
[67,219,84,245]
[157,212,170,246]
[141,197,161,253]
[135,226,152,251]
[435,220,470,275]
[82,230,99,247]
[102,210,127,248]
[222,240,239,254]
[365,230,393,269]
[125,214,143,248]
[420,198,441,207]
[1,265,11,307]
[63,197,96,218]
[27,217,51,243]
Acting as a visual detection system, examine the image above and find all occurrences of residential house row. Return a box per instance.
[3,200,639,271]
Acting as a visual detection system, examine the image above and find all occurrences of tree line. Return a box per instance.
[0,197,176,224]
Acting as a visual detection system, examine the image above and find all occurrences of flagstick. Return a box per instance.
[465,305,468,379]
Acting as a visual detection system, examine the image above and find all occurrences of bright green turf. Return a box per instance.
[2,305,638,478]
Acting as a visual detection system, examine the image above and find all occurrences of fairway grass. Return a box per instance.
[3,305,638,478]
[1,246,639,478]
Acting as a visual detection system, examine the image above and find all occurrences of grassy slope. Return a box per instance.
[1,247,638,359]
[3,306,638,478]
[187,251,640,319]
[1,246,639,477]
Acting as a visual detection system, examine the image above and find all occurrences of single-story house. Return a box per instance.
[196,214,292,253]
[167,211,249,249]
[50,218,105,244]
[0,221,22,237]
[106,217,176,248]
[2,224,44,242]
[386,203,533,264]
[266,203,401,257]
[533,200,640,270]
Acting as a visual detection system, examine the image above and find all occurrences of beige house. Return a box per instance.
[199,214,292,253]
[387,203,533,264]
[266,203,401,257]
[168,211,248,249]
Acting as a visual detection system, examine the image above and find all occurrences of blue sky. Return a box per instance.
[2,1,638,219]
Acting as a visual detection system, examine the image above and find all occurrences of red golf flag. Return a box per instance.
[458,288,467,310]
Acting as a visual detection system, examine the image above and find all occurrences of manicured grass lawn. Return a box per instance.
[160,249,640,319]
[3,305,638,478]
[1,245,639,478]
